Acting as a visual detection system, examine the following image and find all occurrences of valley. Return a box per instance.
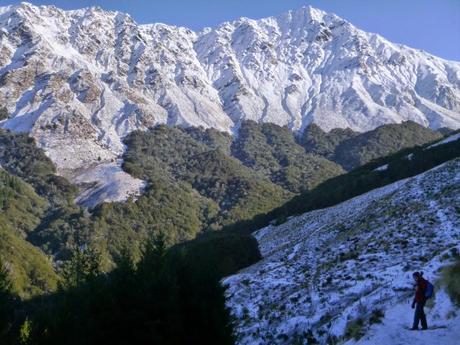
[0,2,459,345]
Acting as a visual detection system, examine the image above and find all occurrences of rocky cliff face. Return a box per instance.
[0,3,459,205]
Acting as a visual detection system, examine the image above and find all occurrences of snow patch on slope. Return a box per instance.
[73,160,146,209]
[428,132,460,149]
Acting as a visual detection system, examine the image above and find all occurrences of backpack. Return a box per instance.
[425,280,434,299]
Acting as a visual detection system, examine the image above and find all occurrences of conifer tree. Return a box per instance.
[0,258,13,341]
[61,246,102,288]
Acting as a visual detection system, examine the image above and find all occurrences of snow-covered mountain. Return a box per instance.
[0,2,459,205]
[223,156,460,344]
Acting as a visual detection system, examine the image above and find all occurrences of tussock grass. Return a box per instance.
[442,259,460,306]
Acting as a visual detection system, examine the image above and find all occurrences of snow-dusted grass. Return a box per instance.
[346,289,460,345]
[223,158,460,345]
[427,132,460,149]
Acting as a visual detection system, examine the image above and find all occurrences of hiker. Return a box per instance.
[411,271,428,330]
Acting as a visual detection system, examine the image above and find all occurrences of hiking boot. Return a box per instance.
[410,327,419,331]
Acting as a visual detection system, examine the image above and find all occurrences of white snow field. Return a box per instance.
[223,158,460,345]
[1,3,460,206]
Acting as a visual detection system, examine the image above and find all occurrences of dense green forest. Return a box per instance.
[0,121,446,268]
[231,121,344,192]
[301,120,443,170]
[100,125,292,252]
[0,122,458,344]
[222,131,460,234]
[0,128,84,258]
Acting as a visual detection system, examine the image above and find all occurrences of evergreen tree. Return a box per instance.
[0,258,13,342]
[138,232,167,276]
[60,246,102,288]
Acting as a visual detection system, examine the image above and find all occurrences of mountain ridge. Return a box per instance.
[0,2,459,206]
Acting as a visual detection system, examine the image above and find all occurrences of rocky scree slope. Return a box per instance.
[223,156,460,344]
[0,3,459,205]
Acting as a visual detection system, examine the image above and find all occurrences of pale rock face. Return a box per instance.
[0,3,459,206]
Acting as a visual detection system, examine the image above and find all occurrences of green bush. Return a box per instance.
[369,309,385,324]
[0,259,15,345]
[344,317,365,340]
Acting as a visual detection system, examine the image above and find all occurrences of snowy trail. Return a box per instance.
[348,290,460,345]
[223,158,460,345]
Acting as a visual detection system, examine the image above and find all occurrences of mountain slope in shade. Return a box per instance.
[223,157,460,344]
[0,2,459,205]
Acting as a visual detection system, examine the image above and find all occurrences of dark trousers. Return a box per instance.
[413,300,428,329]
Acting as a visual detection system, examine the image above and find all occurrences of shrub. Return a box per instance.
[442,259,460,306]
[369,309,385,324]
[344,317,365,340]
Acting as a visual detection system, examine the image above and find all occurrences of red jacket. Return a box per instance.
[414,278,427,303]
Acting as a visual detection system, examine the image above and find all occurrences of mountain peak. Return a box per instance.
[0,1,32,16]
[0,2,459,206]
[291,5,328,21]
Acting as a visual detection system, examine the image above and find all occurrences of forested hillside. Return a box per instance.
[301,121,444,170]
[0,122,343,273]
[226,130,460,235]
[0,169,58,298]
[230,121,343,192]
[0,123,458,345]
[0,3,459,344]
[0,122,454,277]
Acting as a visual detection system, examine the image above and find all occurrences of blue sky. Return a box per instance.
[1,0,459,61]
